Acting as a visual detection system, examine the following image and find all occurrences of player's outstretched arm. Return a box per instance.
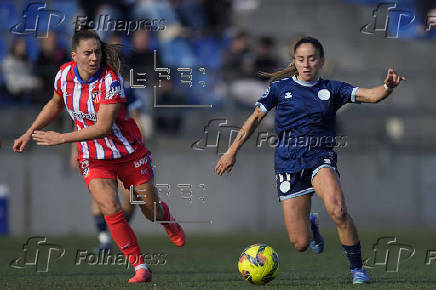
[215,106,266,176]
[32,103,121,146]
[355,68,406,103]
[13,92,64,153]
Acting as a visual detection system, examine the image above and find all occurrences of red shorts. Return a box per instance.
[78,148,154,189]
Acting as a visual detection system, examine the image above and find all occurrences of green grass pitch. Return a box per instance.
[1,229,435,289]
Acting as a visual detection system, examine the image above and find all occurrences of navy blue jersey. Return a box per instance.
[255,75,358,173]
[124,85,143,113]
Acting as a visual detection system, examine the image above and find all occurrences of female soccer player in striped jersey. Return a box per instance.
[70,88,144,252]
[13,28,185,283]
[216,37,405,284]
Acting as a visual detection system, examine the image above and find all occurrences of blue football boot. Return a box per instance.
[351,267,370,284]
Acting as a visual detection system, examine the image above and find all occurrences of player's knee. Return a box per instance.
[99,200,121,215]
[289,237,309,252]
[293,242,309,252]
[330,206,347,226]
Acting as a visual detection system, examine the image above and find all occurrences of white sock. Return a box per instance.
[135,263,149,271]
[98,231,111,244]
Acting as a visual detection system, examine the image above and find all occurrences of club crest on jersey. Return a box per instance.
[108,80,122,99]
[279,180,291,193]
[318,89,331,101]
[91,89,99,103]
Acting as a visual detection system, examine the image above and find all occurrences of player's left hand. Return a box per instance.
[384,68,406,89]
[32,130,65,146]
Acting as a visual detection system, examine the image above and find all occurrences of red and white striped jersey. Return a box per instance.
[54,61,147,160]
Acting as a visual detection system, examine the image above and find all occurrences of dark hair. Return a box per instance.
[295,36,324,58]
[9,37,27,60]
[72,29,123,74]
[259,36,324,82]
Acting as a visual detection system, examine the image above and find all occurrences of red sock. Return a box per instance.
[105,210,144,268]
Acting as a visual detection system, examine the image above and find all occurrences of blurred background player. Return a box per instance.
[1,37,41,103]
[13,28,185,283]
[216,37,405,284]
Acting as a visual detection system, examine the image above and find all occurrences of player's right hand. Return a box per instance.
[12,132,32,153]
[215,152,236,176]
[384,68,406,89]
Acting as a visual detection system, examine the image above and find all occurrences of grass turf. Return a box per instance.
[1,229,436,289]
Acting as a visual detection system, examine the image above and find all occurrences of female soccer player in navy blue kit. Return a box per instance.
[216,37,405,284]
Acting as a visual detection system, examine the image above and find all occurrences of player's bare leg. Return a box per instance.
[89,179,121,216]
[131,179,162,221]
[312,167,369,283]
[281,195,312,252]
[120,181,135,222]
[311,168,358,245]
[133,179,186,247]
[89,178,151,283]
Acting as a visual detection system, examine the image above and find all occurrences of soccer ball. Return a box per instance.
[238,243,279,285]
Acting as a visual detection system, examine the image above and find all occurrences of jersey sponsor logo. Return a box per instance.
[284,92,293,99]
[134,157,147,168]
[108,80,121,99]
[80,160,89,177]
[72,111,97,121]
[317,89,331,101]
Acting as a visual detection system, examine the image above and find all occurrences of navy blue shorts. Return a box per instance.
[276,157,339,202]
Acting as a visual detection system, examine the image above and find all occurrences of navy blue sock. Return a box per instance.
[124,212,132,223]
[310,220,321,242]
[342,242,363,270]
[94,214,107,232]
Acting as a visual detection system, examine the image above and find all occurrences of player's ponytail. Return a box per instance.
[72,27,123,75]
[100,41,123,75]
[260,36,324,83]
[259,62,298,83]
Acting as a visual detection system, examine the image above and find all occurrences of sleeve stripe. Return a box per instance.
[255,102,268,113]
[105,74,113,100]
[54,70,62,94]
[351,87,359,103]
